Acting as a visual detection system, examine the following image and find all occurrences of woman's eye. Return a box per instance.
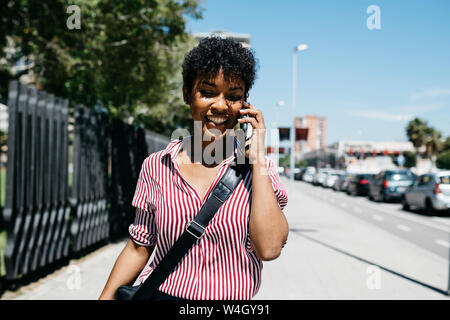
[228,95,242,101]
[200,90,214,97]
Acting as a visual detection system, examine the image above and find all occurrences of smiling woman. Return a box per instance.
[99,37,289,300]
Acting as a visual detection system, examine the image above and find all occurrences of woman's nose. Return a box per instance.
[211,94,227,111]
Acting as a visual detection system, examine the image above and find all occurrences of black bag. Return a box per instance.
[115,160,250,300]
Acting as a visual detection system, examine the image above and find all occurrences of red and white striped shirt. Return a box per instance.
[129,137,288,300]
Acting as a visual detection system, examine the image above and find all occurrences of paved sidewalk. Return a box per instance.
[1,177,449,300]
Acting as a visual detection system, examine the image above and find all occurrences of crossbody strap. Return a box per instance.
[133,160,250,300]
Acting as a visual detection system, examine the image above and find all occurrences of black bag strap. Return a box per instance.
[133,159,250,300]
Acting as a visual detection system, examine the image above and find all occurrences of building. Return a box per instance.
[300,140,416,173]
[295,115,327,153]
[193,30,251,48]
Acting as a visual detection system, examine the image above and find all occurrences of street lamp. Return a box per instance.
[290,43,308,182]
[273,100,285,169]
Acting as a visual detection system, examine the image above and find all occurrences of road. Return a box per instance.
[301,181,450,260]
[255,177,449,299]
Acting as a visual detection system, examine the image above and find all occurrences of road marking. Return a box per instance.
[354,197,449,232]
[396,224,412,232]
[435,240,450,248]
[354,207,362,213]
[372,214,384,221]
[431,217,450,227]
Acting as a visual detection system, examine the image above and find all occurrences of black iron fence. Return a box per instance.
[0,81,169,281]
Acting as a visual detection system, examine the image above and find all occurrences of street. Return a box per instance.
[301,180,450,260]
[255,177,450,299]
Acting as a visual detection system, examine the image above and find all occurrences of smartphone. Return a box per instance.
[241,98,253,141]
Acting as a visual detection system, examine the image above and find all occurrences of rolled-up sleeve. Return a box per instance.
[129,208,157,246]
[129,158,157,246]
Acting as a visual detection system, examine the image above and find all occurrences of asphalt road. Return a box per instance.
[296,180,450,260]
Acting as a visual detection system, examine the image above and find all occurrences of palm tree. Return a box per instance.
[424,127,442,167]
[406,117,428,159]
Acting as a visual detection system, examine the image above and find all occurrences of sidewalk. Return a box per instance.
[1,177,449,300]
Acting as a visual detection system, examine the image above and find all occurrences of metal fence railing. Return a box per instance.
[1,81,169,282]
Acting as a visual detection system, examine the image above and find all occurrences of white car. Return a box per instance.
[302,166,316,183]
[402,170,450,215]
[324,171,344,188]
[313,168,331,186]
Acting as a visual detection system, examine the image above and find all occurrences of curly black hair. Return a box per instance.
[182,36,258,103]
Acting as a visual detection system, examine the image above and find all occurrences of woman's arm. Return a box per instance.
[238,102,289,261]
[249,161,289,261]
[98,239,154,300]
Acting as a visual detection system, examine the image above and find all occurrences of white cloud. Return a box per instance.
[409,88,450,100]
[348,110,414,122]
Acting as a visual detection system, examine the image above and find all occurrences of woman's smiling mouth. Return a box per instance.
[205,115,230,125]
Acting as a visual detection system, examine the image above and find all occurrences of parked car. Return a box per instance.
[402,170,450,215]
[324,170,344,188]
[333,172,352,192]
[340,173,355,192]
[369,169,416,202]
[295,167,307,180]
[346,173,373,196]
[302,166,316,183]
[313,168,331,186]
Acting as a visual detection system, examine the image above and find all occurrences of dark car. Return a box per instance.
[346,173,373,196]
[369,169,416,202]
[295,167,307,181]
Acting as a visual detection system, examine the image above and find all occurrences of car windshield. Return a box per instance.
[439,175,450,184]
[386,171,413,181]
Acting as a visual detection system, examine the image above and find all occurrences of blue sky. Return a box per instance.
[186,0,450,145]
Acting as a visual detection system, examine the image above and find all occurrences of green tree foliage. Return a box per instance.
[403,151,416,168]
[436,151,450,170]
[406,118,428,152]
[0,0,203,135]
[406,118,443,165]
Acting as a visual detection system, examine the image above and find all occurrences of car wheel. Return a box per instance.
[402,196,410,211]
[425,199,435,216]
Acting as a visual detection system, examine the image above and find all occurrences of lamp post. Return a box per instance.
[290,44,308,182]
[274,101,285,169]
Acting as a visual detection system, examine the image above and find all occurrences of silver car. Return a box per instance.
[402,170,450,215]
[302,166,316,183]
[324,170,344,188]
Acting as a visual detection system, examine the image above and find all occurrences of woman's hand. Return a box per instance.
[237,102,266,165]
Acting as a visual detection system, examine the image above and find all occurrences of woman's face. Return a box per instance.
[186,70,245,141]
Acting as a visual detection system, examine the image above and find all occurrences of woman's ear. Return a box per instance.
[182,86,190,104]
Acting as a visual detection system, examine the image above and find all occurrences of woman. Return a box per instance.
[99,37,289,300]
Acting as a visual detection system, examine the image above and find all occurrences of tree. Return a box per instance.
[403,151,416,168]
[442,136,450,152]
[406,118,428,155]
[0,0,203,134]
[436,151,450,170]
[423,126,442,164]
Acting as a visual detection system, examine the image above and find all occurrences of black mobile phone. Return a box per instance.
[241,99,253,141]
